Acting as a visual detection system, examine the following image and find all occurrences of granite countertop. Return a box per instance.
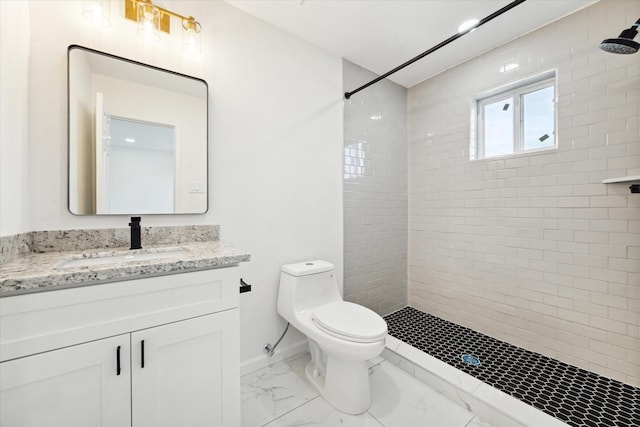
[0,241,250,297]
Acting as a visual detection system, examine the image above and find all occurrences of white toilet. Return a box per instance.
[277,260,387,414]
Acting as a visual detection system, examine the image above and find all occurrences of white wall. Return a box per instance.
[408,0,639,386]
[3,1,343,369]
[343,60,408,316]
[207,2,344,370]
[0,1,30,236]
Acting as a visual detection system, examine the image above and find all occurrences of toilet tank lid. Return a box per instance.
[281,260,334,276]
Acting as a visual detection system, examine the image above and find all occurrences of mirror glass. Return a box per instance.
[68,45,208,215]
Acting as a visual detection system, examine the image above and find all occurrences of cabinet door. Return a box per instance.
[0,334,131,427]
[131,310,240,427]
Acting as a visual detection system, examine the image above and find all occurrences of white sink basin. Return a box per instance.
[58,248,188,269]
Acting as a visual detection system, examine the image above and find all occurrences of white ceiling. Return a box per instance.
[225,0,598,88]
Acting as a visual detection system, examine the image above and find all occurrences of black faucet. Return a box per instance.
[129,217,142,250]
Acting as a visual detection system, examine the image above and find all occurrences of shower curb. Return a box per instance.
[383,335,569,427]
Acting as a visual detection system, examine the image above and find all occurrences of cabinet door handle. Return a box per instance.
[141,340,145,368]
[116,345,121,376]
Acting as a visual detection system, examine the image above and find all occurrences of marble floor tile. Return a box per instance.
[381,347,416,377]
[368,362,476,427]
[241,353,318,427]
[263,396,384,427]
[242,352,494,427]
[466,416,496,427]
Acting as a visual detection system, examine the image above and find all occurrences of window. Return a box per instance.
[472,71,556,160]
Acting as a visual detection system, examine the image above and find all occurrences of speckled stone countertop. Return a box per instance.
[0,226,250,297]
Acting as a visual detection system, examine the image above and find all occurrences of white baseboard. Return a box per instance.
[240,339,309,376]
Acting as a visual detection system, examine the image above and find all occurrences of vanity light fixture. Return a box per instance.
[125,0,202,53]
[83,0,111,27]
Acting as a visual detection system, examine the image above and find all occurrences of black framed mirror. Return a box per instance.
[68,45,208,215]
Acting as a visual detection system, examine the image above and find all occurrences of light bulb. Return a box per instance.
[137,2,160,43]
[182,17,202,54]
[83,0,111,27]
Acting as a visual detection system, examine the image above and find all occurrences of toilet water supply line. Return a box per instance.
[264,322,290,357]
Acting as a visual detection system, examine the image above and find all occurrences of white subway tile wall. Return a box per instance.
[343,60,408,315]
[407,0,639,386]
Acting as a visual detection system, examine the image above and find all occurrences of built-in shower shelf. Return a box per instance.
[602,175,640,184]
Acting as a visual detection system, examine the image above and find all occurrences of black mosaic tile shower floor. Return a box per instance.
[384,307,640,427]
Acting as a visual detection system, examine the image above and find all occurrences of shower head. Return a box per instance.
[600,36,639,54]
[599,19,640,54]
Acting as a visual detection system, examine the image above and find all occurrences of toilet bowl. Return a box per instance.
[277,260,387,414]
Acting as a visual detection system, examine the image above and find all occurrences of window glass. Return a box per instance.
[472,71,556,160]
[522,85,555,151]
[483,96,514,158]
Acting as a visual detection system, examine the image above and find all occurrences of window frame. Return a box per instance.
[472,70,557,160]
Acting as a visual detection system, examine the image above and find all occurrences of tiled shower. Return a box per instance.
[343,60,408,316]
[343,0,639,396]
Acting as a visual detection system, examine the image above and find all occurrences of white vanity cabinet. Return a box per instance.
[0,267,241,427]
[131,311,237,427]
[1,334,132,426]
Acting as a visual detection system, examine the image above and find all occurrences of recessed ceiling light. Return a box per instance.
[458,18,479,33]
[125,138,136,143]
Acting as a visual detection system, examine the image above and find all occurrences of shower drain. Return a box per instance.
[461,354,481,366]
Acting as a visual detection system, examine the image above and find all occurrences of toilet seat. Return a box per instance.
[313,301,387,343]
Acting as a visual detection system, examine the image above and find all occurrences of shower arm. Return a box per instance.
[344,0,527,100]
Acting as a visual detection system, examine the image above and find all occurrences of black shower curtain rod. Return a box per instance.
[344,0,527,99]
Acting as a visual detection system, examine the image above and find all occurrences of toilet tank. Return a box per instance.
[277,260,342,318]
